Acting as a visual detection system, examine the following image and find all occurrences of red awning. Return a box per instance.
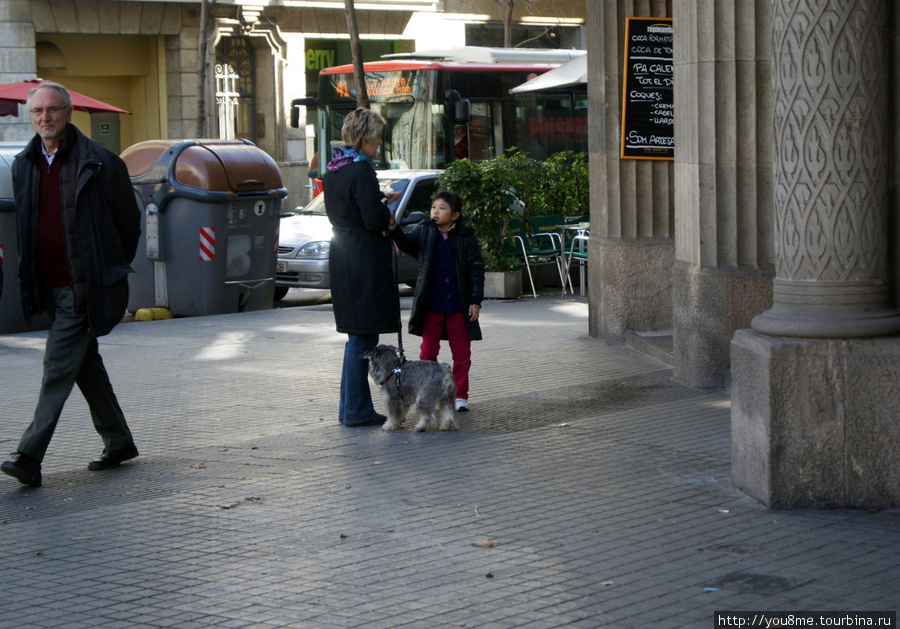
[0,79,131,116]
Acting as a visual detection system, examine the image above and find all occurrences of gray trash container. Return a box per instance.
[0,142,50,335]
[122,139,287,317]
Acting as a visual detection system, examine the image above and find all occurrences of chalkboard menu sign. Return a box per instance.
[620,17,674,160]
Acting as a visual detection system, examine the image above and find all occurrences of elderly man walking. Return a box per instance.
[1,82,141,487]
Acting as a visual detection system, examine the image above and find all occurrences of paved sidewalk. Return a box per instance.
[0,293,897,629]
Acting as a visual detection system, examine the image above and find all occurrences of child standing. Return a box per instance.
[389,191,485,411]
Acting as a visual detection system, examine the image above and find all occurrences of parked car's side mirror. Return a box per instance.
[402,211,428,225]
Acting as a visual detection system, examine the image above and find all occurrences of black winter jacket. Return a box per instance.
[13,125,141,337]
[323,159,401,335]
[390,219,484,341]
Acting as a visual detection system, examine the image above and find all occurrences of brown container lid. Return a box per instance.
[122,140,283,193]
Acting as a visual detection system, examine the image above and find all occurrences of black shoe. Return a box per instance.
[88,444,139,471]
[1,453,42,487]
[343,413,387,427]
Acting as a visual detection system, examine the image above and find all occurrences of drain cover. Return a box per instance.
[704,543,763,555]
[707,572,807,595]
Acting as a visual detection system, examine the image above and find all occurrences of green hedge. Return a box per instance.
[435,150,589,271]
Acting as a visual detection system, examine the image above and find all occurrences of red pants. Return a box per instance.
[420,312,471,400]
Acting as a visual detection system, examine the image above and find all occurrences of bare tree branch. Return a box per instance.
[486,0,565,48]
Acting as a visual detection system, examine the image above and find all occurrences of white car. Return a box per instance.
[274,170,441,300]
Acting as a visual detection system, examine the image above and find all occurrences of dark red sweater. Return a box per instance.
[36,154,69,287]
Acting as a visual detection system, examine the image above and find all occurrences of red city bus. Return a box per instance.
[292,47,587,175]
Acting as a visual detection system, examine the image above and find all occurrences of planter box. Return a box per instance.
[484,271,523,299]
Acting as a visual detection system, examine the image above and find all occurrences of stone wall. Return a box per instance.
[0,0,37,141]
[0,1,197,143]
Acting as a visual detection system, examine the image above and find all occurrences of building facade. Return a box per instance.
[0,0,585,211]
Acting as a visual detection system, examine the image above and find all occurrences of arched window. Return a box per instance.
[215,36,256,142]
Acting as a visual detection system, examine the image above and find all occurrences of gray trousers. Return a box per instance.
[17,286,134,461]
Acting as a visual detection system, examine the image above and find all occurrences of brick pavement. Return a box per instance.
[0,293,897,628]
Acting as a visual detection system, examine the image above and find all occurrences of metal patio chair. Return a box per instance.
[504,216,565,297]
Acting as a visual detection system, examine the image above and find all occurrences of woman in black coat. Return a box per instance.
[323,108,400,427]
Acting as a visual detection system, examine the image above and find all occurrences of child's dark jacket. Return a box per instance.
[390,219,484,341]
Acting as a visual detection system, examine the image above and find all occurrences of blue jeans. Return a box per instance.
[339,333,379,425]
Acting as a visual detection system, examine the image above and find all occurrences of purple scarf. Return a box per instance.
[326,145,368,173]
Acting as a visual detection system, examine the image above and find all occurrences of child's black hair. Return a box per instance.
[433,191,465,226]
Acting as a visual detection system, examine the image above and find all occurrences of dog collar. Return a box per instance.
[376,367,402,386]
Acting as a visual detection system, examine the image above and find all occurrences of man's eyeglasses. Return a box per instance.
[29,106,67,117]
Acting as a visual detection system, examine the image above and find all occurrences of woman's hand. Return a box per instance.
[384,191,401,204]
[468,304,480,322]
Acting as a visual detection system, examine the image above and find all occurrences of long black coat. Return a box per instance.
[13,124,140,337]
[390,219,484,342]
[323,160,400,335]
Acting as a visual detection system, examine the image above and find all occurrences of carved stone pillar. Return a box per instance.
[751,0,900,338]
[731,0,900,508]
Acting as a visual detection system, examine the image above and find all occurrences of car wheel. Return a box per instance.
[273,286,289,301]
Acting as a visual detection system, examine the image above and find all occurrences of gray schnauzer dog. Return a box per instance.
[361,345,458,432]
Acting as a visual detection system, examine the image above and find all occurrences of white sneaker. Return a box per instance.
[455,398,469,412]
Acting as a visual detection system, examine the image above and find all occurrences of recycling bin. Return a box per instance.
[121,139,287,317]
[0,142,51,334]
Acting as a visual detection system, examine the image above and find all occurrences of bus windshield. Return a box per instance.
[320,68,446,170]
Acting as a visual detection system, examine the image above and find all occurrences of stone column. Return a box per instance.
[894,0,900,304]
[731,0,900,508]
[752,0,900,338]
[671,1,775,388]
[587,0,675,343]
[0,0,36,142]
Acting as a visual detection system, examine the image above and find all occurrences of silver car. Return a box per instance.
[274,170,441,300]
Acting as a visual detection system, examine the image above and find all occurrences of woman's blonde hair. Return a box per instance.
[341,107,385,150]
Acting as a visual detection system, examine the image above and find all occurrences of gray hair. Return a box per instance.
[341,108,385,150]
[26,81,73,110]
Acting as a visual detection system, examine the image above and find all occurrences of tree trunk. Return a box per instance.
[344,0,370,109]
[197,0,216,137]
[497,0,515,48]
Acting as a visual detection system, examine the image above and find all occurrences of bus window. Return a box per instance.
[516,90,588,157]
[454,124,469,160]
[467,102,495,161]
[386,101,446,169]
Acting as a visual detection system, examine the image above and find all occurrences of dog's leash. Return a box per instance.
[391,229,407,391]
